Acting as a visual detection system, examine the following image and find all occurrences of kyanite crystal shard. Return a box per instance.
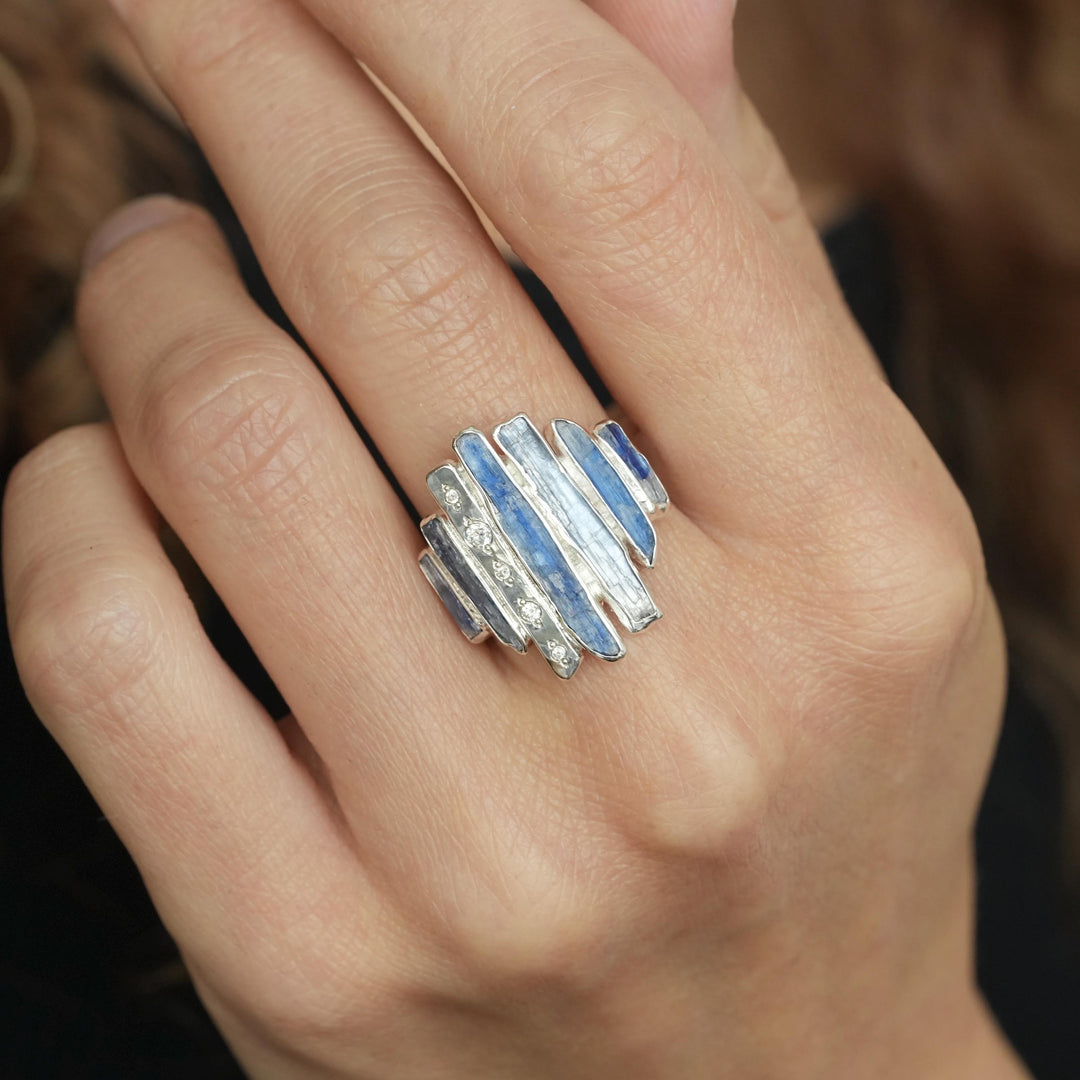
[421,516,528,653]
[495,415,659,632]
[454,429,625,661]
[595,420,669,515]
[551,419,658,567]
[425,463,583,677]
[417,551,487,643]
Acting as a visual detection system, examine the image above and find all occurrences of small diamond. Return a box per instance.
[442,485,462,509]
[548,642,568,664]
[491,560,513,585]
[464,520,493,551]
[518,599,543,627]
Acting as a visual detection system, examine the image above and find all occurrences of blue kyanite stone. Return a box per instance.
[418,551,487,643]
[421,516,527,653]
[496,416,658,630]
[454,430,625,660]
[597,421,652,482]
[553,419,657,567]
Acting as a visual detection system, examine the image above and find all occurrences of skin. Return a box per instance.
[2,0,1032,1076]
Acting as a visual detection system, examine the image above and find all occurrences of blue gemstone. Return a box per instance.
[598,421,652,481]
[553,420,657,567]
[595,421,669,514]
[418,551,487,642]
[421,516,527,653]
[495,416,659,631]
[454,430,625,660]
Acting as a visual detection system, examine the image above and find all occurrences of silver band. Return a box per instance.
[417,415,668,678]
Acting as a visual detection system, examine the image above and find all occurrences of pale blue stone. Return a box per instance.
[454,430,625,660]
[495,416,659,632]
[418,551,487,642]
[595,421,669,513]
[552,419,657,567]
[421,516,527,653]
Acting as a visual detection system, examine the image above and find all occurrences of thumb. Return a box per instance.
[584,0,843,304]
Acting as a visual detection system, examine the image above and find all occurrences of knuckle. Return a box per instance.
[135,334,323,520]
[227,954,377,1049]
[224,965,379,1053]
[813,496,988,671]
[11,551,164,723]
[318,209,502,376]
[514,83,723,321]
[617,706,770,862]
[888,524,985,657]
[441,861,614,993]
[207,898,403,1053]
[520,82,710,240]
[558,113,696,234]
[292,201,541,414]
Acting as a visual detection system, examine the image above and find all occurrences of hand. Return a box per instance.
[3,0,1025,1076]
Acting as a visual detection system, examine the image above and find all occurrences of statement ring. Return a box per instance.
[417,415,668,679]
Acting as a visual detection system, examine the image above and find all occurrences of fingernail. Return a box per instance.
[83,195,188,274]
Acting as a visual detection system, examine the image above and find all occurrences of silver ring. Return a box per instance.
[417,414,668,679]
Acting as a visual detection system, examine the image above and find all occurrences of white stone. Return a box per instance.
[464,520,493,551]
[518,600,543,626]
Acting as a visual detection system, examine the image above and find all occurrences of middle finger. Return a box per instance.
[111,0,603,512]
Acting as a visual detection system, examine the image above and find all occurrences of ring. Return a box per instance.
[417,414,668,678]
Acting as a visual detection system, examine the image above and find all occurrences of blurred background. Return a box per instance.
[1,0,1079,1075]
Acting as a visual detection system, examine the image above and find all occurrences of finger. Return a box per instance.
[583,0,843,302]
[76,198,508,813]
[1,423,382,1007]
[103,0,602,512]
[268,0,890,528]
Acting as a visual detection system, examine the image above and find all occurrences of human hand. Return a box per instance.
[4,0,1026,1076]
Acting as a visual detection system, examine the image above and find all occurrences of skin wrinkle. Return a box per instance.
[288,208,571,418]
[18,571,171,726]
[278,160,432,306]
[136,347,320,493]
[153,0,292,92]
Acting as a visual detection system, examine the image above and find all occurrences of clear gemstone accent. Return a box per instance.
[518,599,543,627]
[548,642,568,664]
[442,485,462,509]
[464,520,493,551]
[492,560,513,585]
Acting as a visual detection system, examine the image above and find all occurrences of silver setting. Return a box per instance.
[418,415,667,678]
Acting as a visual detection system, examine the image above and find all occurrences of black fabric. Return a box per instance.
[1,147,1077,1073]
